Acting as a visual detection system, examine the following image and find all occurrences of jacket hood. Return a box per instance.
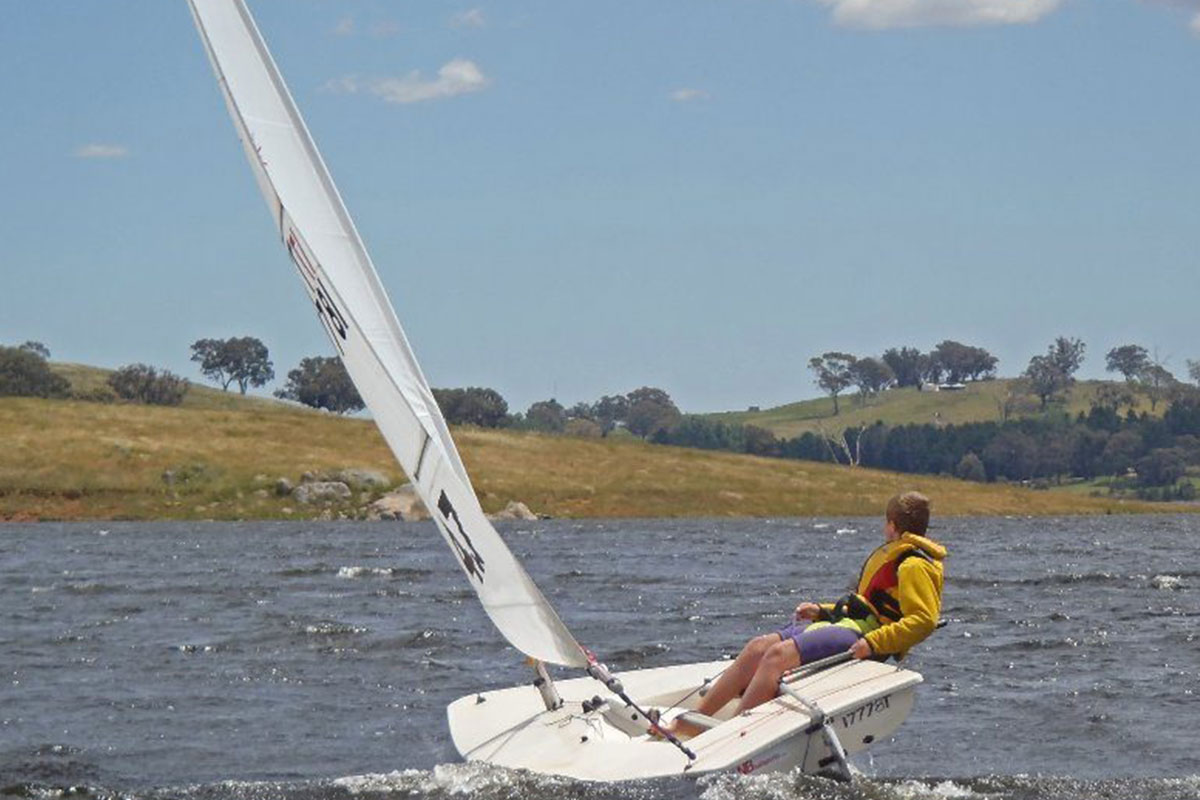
[900,532,947,560]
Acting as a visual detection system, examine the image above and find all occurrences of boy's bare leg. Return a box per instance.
[696,634,780,715]
[663,633,780,737]
[737,639,802,712]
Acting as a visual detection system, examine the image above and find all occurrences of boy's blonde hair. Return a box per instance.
[887,491,931,535]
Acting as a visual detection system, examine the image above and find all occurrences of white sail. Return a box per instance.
[188,0,586,668]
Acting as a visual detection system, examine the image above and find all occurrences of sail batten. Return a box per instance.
[189,0,586,667]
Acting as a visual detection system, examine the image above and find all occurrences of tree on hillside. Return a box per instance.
[190,337,275,394]
[1106,344,1150,382]
[1138,363,1177,412]
[275,356,363,414]
[849,357,894,406]
[625,386,681,439]
[525,398,567,432]
[1023,355,1069,410]
[0,345,70,398]
[107,364,189,406]
[1046,336,1086,379]
[881,347,927,388]
[808,352,857,415]
[591,394,629,437]
[1188,359,1200,388]
[931,340,998,383]
[19,341,51,360]
[1023,337,1085,409]
[432,387,509,427]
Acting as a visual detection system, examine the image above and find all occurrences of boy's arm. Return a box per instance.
[862,559,940,656]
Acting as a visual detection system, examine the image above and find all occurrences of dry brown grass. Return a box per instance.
[0,393,1170,521]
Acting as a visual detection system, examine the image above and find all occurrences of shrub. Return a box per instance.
[432,386,509,427]
[107,364,190,406]
[1134,448,1187,487]
[274,356,363,414]
[0,346,70,398]
[955,452,987,482]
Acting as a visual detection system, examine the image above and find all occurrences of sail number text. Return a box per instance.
[839,695,889,729]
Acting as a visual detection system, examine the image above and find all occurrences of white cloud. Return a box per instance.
[332,16,354,36]
[1192,12,1200,33]
[323,59,490,104]
[813,0,1063,29]
[670,88,710,102]
[451,8,486,28]
[73,144,129,159]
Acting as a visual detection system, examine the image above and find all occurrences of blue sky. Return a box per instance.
[2,0,1199,413]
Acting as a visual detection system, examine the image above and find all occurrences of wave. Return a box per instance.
[1150,574,1187,590]
[338,566,432,580]
[302,622,368,637]
[4,770,1200,800]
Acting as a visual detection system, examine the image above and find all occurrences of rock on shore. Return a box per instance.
[487,501,539,521]
[294,481,352,505]
[366,484,428,521]
[324,469,390,490]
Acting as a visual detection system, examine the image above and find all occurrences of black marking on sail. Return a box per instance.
[437,490,485,581]
[285,226,349,354]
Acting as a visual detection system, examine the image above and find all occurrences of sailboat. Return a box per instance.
[187,0,924,782]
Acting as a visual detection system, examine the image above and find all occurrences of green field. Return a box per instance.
[0,366,1171,521]
[706,379,1154,439]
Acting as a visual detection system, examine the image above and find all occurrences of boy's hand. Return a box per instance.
[794,602,820,621]
[849,638,873,660]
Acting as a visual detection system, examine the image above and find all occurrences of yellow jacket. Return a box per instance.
[820,532,947,659]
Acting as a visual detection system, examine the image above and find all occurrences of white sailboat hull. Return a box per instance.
[448,658,921,781]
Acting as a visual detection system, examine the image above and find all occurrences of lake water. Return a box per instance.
[2,515,1198,800]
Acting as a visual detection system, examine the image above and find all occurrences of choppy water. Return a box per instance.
[2,516,1198,800]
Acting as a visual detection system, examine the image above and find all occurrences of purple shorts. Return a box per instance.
[776,621,861,663]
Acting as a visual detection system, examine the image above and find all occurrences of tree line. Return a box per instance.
[806,336,1190,418]
[0,338,686,438]
[808,339,1000,413]
[7,331,1200,501]
[428,385,683,440]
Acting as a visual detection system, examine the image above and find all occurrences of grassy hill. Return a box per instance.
[0,366,1169,521]
[707,379,1155,439]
